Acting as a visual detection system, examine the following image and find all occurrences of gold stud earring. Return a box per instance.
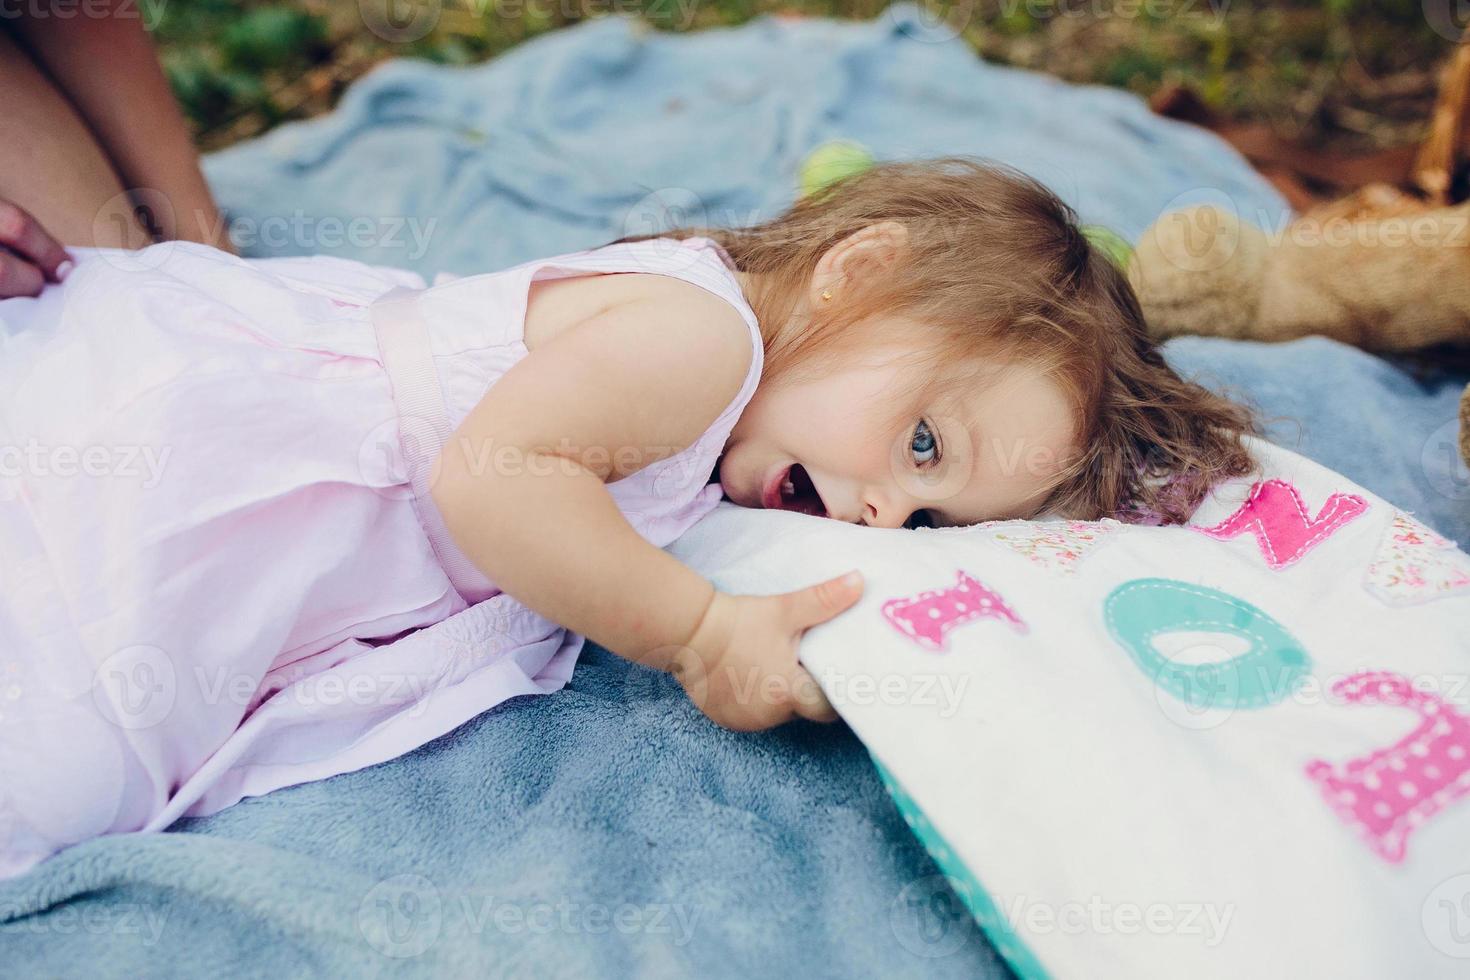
[820,289,833,302]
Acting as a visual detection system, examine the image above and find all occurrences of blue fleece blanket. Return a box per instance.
[2,5,1466,978]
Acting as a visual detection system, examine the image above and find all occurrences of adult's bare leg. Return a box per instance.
[0,27,152,249]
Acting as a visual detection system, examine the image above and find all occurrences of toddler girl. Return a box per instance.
[0,157,1254,877]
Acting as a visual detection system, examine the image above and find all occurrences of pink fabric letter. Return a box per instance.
[881,570,1027,652]
[1195,479,1367,569]
[1306,671,1470,863]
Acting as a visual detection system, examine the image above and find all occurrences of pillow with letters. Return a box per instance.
[669,437,1470,979]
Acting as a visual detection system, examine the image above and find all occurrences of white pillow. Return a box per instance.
[669,437,1470,979]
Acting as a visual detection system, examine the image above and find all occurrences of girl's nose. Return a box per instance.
[858,485,910,529]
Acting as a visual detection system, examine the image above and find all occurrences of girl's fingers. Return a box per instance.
[775,572,860,723]
[0,248,45,299]
[784,570,864,630]
[789,665,839,724]
[0,201,71,282]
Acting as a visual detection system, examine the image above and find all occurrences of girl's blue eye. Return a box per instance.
[911,419,938,466]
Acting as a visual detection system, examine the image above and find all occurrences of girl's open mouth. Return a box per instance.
[762,463,828,517]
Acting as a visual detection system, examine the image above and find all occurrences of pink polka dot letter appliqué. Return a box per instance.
[880,570,1027,653]
[1305,671,1470,863]
[1194,479,1367,569]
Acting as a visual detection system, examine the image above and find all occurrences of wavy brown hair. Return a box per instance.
[609,156,1258,525]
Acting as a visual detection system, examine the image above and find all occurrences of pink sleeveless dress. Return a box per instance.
[0,235,762,878]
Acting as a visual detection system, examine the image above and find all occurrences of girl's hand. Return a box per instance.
[0,200,72,299]
[672,571,865,731]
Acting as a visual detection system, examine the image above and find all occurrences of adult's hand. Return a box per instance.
[0,199,72,299]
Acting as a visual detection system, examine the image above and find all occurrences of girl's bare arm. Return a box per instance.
[429,278,753,671]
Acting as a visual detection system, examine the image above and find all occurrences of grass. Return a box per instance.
[151,0,1458,155]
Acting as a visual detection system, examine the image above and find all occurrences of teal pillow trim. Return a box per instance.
[871,753,1053,980]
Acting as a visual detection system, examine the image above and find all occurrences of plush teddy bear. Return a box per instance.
[1129,30,1470,469]
[1127,186,1470,467]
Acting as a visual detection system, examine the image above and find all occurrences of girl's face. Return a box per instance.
[716,336,1079,529]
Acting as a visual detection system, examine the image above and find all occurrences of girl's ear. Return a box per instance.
[809,220,910,306]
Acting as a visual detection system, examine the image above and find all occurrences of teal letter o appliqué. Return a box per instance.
[1105,577,1311,710]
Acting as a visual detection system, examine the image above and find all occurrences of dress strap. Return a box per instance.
[370,286,485,595]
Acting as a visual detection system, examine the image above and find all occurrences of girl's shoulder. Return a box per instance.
[520,233,761,365]
[522,257,748,357]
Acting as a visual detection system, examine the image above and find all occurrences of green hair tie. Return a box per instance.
[1081,224,1134,270]
[797,140,1135,270]
[798,139,876,198]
